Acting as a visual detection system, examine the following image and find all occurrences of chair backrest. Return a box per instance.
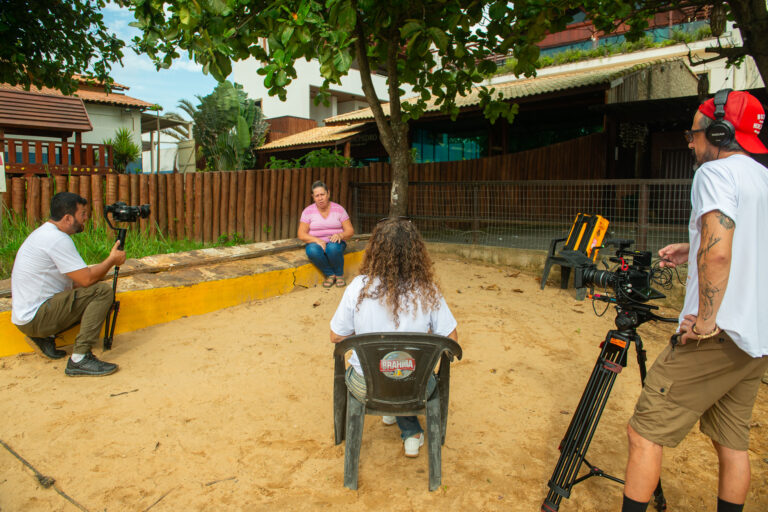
[334,332,462,414]
[563,213,609,261]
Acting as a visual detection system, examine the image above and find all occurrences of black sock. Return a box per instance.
[622,494,649,512]
[717,498,744,512]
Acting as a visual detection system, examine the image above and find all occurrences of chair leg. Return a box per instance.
[575,286,587,301]
[540,259,554,290]
[426,397,442,491]
[560,265,571,289]
[343,392,365,490]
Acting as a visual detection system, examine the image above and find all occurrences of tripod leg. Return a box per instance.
[542,331,631,511]
[103,265,121,351]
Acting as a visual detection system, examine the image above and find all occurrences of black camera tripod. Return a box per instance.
[541,299,677,512]
[102,220,127,351]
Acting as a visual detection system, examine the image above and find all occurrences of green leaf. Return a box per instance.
[333,50,352,72]
[281,26,295,46]
[335,3,356,30]
[275,69,289,87]
[427,27,449,52]
[488,1,508,21]
[235,115,250,149]
[401,21,422,39]
[179,6,191,26]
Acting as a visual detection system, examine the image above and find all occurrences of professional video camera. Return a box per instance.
[104,201,150,224]
[101,201,150,351]
[559,238,665,306]
[542,238,677,512]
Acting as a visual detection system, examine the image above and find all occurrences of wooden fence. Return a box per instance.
[1,134,607,242]
[1,168,351,243]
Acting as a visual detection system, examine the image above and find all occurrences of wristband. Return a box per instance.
[691,324,721,340]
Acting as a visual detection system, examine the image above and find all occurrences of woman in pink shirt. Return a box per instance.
[298,181,355,287]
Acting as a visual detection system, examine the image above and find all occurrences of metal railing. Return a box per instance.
[352,179,693,254]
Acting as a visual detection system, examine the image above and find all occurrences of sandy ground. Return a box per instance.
[1,255,766,512]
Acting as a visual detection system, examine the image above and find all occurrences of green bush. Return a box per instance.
[103,128,141,173]
[265,148,351,169]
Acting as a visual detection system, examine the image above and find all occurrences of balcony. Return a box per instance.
[2,138,115,176]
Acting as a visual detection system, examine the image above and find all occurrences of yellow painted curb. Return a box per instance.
[0,251,364,358]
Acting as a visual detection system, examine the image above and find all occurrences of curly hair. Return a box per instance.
[356,218,442,326]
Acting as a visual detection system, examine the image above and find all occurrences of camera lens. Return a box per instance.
[583,268,615,289]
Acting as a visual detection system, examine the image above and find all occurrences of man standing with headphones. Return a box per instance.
[621,90,768,512]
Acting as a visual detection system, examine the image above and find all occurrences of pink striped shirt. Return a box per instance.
[300,202,350,242]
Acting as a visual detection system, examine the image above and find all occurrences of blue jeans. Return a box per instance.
[345,367,436,440]
[305,241,346,277]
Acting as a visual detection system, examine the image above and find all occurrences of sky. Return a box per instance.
[101,3,218,116]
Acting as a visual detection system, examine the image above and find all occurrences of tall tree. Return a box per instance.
[0,0,125,94]
[124,0,560,215]
[124,1,767,215]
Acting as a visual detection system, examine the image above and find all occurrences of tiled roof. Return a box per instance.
[0,89,92,133]
[258,123,368,151]
[324,58,683,124]
[0,82,154,109]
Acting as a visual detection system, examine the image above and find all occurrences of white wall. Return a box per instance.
[142,132,181,173]
[232,57,396,124]
[76,104,143,153]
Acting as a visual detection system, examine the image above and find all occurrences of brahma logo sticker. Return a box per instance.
[379,351,415,379]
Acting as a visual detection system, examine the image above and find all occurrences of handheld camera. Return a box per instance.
[101,202,150,351]
[103,202,150,250]
[104,202,150,223]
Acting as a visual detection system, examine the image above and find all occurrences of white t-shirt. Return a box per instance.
[330,275,458,374]
[680,154,768,357]
[11,222,87,325]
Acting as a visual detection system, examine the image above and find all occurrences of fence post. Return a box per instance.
[351,183,359,232]
[471,183,480,244]
[637,182,649,250]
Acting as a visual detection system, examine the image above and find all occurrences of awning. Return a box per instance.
[258,123,369,152]
[0,89,92,137]
[140,112,189,134]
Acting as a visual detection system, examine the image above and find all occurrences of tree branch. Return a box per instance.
[687,44,748,67]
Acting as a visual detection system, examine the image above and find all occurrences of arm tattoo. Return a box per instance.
[716,213,735,229]
[696,233,721,266]
[699,279,720,321]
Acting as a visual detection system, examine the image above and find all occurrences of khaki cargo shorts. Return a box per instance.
[629,331,768,451]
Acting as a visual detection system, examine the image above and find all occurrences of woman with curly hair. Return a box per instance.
[330,218,458,457]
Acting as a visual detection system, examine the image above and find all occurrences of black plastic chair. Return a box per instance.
[540,213,609,300]
[333,332,463,491]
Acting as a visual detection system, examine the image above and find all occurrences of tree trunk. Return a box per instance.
[728,0,768,94]
[389,131,410,217]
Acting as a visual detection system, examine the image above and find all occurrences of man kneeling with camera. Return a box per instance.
[11,192,126,376]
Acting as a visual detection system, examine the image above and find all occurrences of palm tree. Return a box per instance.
[172,81,269,172]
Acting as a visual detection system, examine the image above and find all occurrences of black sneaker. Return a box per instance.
[27,336,67,360]
[65,352,118,377]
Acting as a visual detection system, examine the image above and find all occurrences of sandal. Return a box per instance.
[322,276,336,288]
[335,277,346,288]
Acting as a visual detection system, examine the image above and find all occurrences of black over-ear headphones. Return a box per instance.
[706,88,736,146]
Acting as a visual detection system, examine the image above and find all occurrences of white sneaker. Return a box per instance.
[382,415,397,425]
[404,434,424,458]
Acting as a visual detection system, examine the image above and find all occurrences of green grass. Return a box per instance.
[0,208,247,281]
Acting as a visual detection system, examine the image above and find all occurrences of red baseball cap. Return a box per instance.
[698,91,768,153]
